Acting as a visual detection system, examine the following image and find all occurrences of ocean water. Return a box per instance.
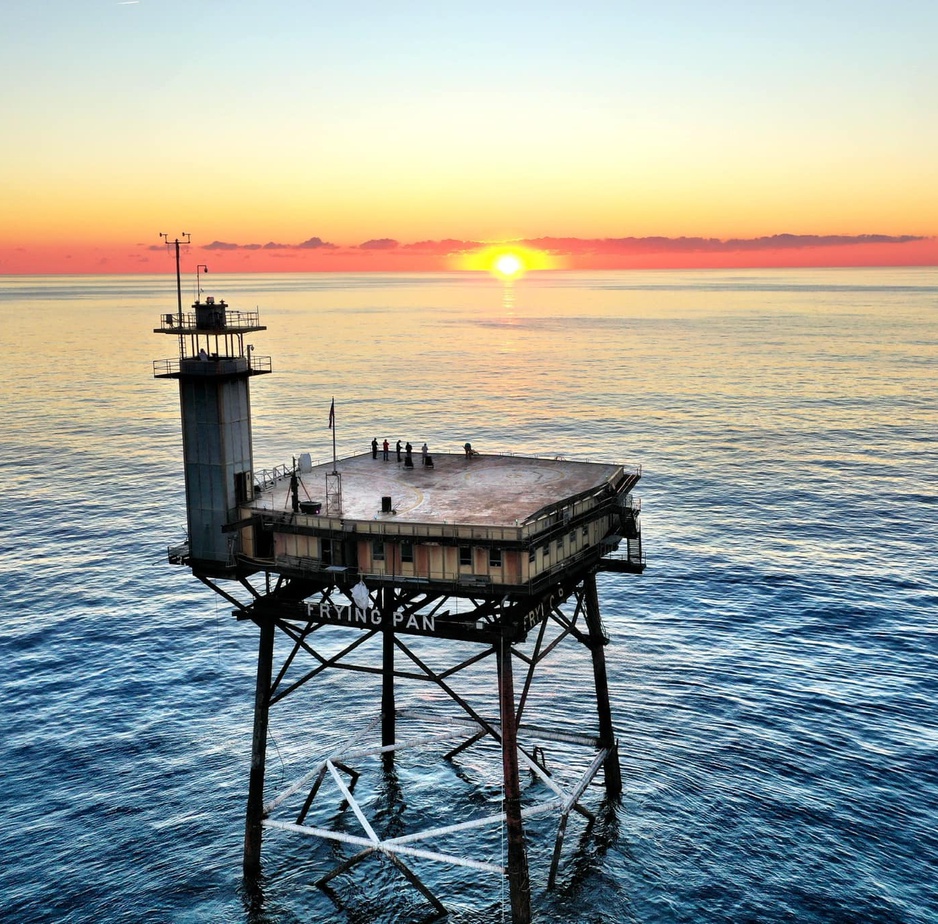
[0,268,935,923]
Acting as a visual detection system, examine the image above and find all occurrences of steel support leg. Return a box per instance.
[584,574,622,796]
[244,615,275,876]
[381,588,396,755]
[496,638,531,924]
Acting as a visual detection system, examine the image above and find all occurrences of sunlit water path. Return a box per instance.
[0,269,935,923]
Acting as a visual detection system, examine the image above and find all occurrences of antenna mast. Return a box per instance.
[161,232,191,333]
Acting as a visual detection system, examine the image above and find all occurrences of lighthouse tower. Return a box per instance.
[153,239,270,575]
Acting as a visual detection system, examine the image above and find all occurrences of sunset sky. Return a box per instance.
[2,1,936,273]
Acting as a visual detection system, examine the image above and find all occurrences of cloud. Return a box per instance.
[358,238,399,250]
[401,239,483,254]
[166,232,928,259]
[521,234,924,255]
[199,236,338,251]
[297,236,337,250]
[723,233,921,251]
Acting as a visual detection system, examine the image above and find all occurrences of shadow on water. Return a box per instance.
[242,759,458,923]
[317,878,448,924]
[239,873,306,924]
[240,760,635,923]
[533,795,640,924]
[551,796,622,895]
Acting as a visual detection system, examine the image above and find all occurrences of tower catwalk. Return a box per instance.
[154,264,645,922]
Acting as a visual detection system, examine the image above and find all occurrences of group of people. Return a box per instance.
[371,437,430,467]
[369,438,479,465]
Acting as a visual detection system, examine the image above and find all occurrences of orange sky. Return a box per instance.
[2,3,937,275]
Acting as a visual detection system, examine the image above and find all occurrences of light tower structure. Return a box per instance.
[153,237,271,574]
[153,256,645,923]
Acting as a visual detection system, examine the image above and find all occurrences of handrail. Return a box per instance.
[255,463,293,492]
[152,354,272,377]
[247,355,272,373]
[155,308,264,331]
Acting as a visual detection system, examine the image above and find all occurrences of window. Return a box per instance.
[459,547,472,567]
[401,541,414,563]
[582,526,589,541]
[528,548,536,564]
[372,540,385,561]
[489,548,502,567]
[555,537,564,553]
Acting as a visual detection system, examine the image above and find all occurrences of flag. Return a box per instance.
[328,397,335,429]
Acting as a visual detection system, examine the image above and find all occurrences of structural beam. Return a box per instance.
[243,615,276,876]
[381,587,396,755]
[496,636,532,924]
[583,573,622,796]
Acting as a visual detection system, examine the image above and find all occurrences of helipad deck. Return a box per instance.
[251,451,628,527]
[234,451,642,592]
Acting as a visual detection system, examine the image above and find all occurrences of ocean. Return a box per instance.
[0,268,935,923]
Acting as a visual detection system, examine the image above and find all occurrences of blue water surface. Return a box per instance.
[0,269,935,923]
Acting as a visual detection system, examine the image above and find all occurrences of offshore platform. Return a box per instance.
[153,243,645,923]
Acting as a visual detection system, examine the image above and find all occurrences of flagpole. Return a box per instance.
[325,397,342,517]
[330,396,337,473]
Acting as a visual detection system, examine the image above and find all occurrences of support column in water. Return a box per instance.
[584,573,622,796]
[243,616,275,876]
[381,587,396,755]
[496,636,532,924]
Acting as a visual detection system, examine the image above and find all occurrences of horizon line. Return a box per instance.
[2,233,936,275]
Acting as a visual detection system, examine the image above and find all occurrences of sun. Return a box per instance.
[451,243,564,276]
[494,252,524,279]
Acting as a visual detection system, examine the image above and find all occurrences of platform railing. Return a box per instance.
[152,354,271,378]
[246,354,272,373]
[155,308,264,331]
[249,494,640,550]
[258,506,526,545]
[255,463,293,492]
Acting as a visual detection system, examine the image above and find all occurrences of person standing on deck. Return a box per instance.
[371,437,378,460]
[396,440,402,462]
[383,439,390,461]
[421,442,429,466]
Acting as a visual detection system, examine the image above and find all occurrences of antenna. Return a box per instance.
[196,264,208,301]
[160,232,191,328]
